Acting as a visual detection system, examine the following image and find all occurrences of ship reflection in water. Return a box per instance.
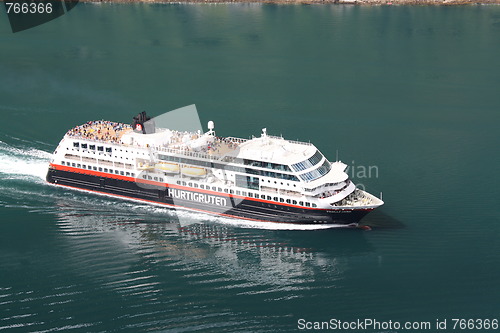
[53,198,375,294]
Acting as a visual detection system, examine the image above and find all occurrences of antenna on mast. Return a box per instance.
[336,149,339,162]
[207,121,215,136]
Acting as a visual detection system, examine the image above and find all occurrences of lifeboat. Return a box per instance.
[155,162,180,173]
[137,162,154,171]
[181,166,207,178]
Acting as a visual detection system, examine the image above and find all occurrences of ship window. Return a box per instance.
[273,197,278,201]
[312,203,317,208]
[126,172,129,176]
[73,142,79,148]
[236,190,240,195]
[61,161,65,165]
[280,198,284,202]
[106,147,112,153]
[154,177,158,181]
[224,188,228,193]
[81,143,87,149]
[98,167,102,172]
[77,164,81,168]
[182,182,186,186]
[115,170,119,174]
[193,183,198,188]
[176,181,181,185]
[188,182,192,187]
[267,196,272,200]
[200,185,204,189]
[142,175,146,179]
[248,193,253,198]
[131,174,135,178]
[299,160,332,182]
[261,195,265,199]
[72,163,76,167]
[230,190,234,194]
[293,200,297,205]
[98,146,104,152]
[148,176,152,180]
[90,145,95,150]
[121,171,125,176]
[305,202,311,207]
[299,201,304,206]
[242,192,247,196]
[286,199,291,204]
[291,150,324,172]
[93,166,97,171]
[109,169,113,173]
[218,187,222,192]
[104,168,108,173]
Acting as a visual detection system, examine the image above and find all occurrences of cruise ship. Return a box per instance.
[46,112,384,227]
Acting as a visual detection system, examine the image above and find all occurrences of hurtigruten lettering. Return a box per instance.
[167,188,227,207]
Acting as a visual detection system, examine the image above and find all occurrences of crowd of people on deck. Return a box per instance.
[206,137,239,154]
[67,120,131,144]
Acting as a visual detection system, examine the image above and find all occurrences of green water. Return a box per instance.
[1,4,499,332]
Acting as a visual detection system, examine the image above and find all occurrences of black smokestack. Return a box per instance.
[132,111,155,134]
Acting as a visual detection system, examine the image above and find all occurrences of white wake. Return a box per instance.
[0,140,52,182]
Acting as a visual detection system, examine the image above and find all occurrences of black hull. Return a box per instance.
[46,166,373,226]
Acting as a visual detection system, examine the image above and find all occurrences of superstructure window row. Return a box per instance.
[61,161,134,177]
[157,154,299,181]
[72,142,112,154]
[222,157,291,172]
[299,160,332,182]
[242,159,291,172]
[291,150,323,172]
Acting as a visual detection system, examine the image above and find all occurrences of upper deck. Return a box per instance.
[65,120,317,165]
[66,120,133,144]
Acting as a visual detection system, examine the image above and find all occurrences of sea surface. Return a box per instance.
[1,3,499,332]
